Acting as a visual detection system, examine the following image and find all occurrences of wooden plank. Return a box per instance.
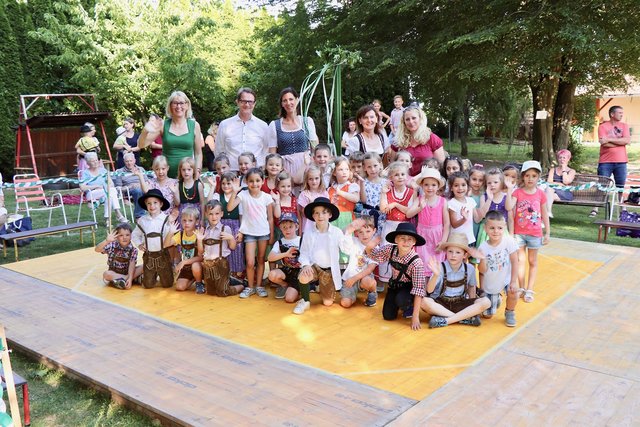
[389,241,640,425]
[0,268,414,426]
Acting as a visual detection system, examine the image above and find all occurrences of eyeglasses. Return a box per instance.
[171,101,187,106]
[238,99,255,105]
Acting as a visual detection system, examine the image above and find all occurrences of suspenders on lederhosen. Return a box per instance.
[388,246,419,290]
[202,228,235,296]
[137,215,170,270]
[438,262,468,303]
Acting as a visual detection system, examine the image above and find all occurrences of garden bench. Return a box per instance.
[593,219,640,243]
[553,173,614,215]
[0,221,97,262]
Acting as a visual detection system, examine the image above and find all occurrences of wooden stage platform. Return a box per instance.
[0,238,638,425]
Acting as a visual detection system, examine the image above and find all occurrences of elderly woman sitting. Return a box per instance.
[113,152,146,219]
[79,152,128,226]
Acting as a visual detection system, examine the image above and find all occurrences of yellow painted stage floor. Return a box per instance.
[5,244,601,400]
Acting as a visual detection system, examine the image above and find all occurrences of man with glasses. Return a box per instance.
[215,87,269,170]
[592,106,631,217]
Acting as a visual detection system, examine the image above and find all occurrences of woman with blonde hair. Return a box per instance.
[140,91,203,179]
[388,106,446,176]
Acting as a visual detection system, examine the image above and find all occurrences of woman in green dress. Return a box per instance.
[140,91,203,179]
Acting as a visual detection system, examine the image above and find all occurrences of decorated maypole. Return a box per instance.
[299,47,361,154]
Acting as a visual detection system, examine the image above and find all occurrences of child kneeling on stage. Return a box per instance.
[339,216,379,308]
[267,212,302,302]
[422,233,491,328]
[201,200,244,297]
[296,197,344,315]
[164,206,204,293]
[95,222,143,290]
[366,222,428,329]
[132,189,174,288]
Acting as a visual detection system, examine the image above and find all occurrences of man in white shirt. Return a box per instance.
[215,87,269,171]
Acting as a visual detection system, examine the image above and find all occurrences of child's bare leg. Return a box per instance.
[360,276,376,292]
[133,265,144,280]
[517,246,527,289]
[103,270,127,282]
[421,297,455,317]
[175,278,192,291]
[244,241,257,288]
[268,269,287,286]
[526,248,539,291]
[192,262,203,282]
[446,297,491,324]
[506,287,518,311]
[284,287,299,303]
[255,241,267,288]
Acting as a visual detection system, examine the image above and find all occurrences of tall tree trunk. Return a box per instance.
[461,96,470,157]
[530,74,558,169]
[552,80,576,152]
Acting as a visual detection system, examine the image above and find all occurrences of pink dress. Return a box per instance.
[416,196,446,276]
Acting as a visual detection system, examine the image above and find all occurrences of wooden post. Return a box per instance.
[0,325,22,427]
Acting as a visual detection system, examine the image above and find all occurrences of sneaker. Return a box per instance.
[103,217,110,227]
[256,286,269,297]
[195,282,206,294]
[429,316,448,328]
[460,315,482,327]
[275,286,287,299]
[376,281,386,293]
[133,275,143,285]
[403,306,413,319]
[523,289,535,303]
[116,214,129,224]
[91,200,100,210]
[293,299,310,315]
[239,287,256,298]
[364,291,377,307]
[309,282,318,293]
[505,310,517,327]
[111,278,127,290]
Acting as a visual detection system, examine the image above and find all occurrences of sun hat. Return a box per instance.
[436,232,471,253]
[415,166,445,188]
[279,212,299,224]
[521,160,542,174]
[385,222,426,247]
[303,197,340,222]
[80,124,94,133]
[138,189,170,211]
[115,126,126,136]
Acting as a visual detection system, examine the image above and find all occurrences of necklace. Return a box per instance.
[181,181,197,201]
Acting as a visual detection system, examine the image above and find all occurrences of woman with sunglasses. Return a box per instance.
[140,91,204,179]
[388,106,446,176]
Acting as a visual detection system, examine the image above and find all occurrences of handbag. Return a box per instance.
[616,210,640,238]
[0,216,35,246]
[625,187,640,205]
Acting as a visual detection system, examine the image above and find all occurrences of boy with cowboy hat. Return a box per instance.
[422,233,491,328]
[296,197,344,315]
[365,222,428,330]
[131,189,175,289]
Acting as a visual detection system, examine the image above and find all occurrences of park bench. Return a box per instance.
[593,218,640,243]
[0,221,97,262]
[553,173,614,215]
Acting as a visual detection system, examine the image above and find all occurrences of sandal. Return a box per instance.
[589,209,598,218]
[523,289,535,303]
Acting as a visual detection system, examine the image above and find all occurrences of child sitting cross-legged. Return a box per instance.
[477,210,519,327]
[164,207,204,293]
[365,222,428,329]
[422,233,491,328]
[95,223,143,290]
[267,212,302,302]
[200,200,245,297]
[339,216,379,308]
[296,197,344,315]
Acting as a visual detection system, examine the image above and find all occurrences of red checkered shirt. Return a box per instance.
[369,244,427,297]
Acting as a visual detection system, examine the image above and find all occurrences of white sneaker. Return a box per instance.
[239,287,256,299]
[256,286,269,297]
[293,299,310,315]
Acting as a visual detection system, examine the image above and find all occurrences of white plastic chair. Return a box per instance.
[13,174,68,227]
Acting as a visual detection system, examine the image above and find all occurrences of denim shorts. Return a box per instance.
[243,234,270,243]
[515,234,543,249]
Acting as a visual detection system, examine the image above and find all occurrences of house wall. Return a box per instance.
[584,96,640,143]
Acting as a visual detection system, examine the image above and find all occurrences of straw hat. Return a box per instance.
[415,166,445,188]
[436,233,471,253]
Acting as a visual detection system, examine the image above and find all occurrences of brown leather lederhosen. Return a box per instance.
[109,250,133,276]
[202,234,239,297]
[138,216,173,288]
[177,231,197,280]
[435,262,477,313]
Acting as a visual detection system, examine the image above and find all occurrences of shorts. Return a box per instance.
[483,287,506,316]
[515,234,543,249]
[340,282,361,301]
[435,295,478,313]
[177,264,194,280]
[281,266,301,287]
[243,234,270,243]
